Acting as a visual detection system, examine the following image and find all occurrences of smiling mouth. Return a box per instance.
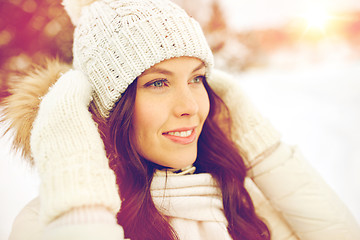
[162,128,197,144]
[167,130,192,137]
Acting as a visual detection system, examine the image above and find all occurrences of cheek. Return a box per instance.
[133,102,152,128]
[132,94,167,149]
[133,96,156,136]
[132,98,152,157]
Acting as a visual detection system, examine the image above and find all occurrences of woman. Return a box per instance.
[3,0,360,239]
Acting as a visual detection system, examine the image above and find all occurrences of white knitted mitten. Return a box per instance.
[209,69,281,166]
[30,70,120,224]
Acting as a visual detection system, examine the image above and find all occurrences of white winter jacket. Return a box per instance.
[7,66,360,240]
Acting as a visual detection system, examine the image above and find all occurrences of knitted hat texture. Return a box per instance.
[68,0,214,118]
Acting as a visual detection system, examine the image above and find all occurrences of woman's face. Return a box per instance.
[133,57,210,169]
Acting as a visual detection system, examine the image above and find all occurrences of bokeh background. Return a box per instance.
[1,0,360,239]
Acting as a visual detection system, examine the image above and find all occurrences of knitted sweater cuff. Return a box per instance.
[235,118,281,166]
[39,160,120,224]
[47,206,117,228]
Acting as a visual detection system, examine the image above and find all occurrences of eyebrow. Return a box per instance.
[142,62,205,76]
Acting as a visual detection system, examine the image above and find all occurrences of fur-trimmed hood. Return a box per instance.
[1,59,279,165]
[1,60,71,165]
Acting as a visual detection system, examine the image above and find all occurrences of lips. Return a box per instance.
[162,127,197,144]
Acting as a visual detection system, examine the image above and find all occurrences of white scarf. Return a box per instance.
[151,168,228,224]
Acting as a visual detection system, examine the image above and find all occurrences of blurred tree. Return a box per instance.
[0,0,73,100]
[1,0,358,101]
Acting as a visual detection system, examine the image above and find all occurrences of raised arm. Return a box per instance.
[209,69,360,239]
[29,69,124,239]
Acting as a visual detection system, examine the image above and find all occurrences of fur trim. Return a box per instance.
[1,60,71,165]
[62,0,97,25]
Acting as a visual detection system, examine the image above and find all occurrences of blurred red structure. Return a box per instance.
[0,0,73,100]
[1,0,359,100]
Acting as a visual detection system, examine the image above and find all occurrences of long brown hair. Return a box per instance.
[94,77,270,240]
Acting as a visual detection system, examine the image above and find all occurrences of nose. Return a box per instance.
[173,86,199,117]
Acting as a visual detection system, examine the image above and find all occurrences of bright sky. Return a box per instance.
[222,0,360,31]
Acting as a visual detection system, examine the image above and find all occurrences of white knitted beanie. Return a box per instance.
[63,0,214,118]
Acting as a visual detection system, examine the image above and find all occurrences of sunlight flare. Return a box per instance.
[302,6,331,33]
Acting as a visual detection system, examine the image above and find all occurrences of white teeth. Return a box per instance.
[168,130,192,137]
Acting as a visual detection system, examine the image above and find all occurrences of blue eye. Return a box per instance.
[191,75,205,83]
[152,80,164,87]
[147,79,168,88]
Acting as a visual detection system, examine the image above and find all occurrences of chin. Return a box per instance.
[149,148,198,169]
[168,155,197,169]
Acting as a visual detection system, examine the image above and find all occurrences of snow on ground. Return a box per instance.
[0,133,39,240]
